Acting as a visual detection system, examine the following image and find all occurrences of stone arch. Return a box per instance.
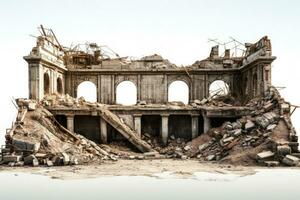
[116,81,137,105]
[43,72,50,95]
[77,81,97,102]
[168,80,189,104]
[57,77,63,94]
[209,80,230,97]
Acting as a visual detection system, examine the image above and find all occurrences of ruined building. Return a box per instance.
[24,30,273,145]
[2,26,298,167]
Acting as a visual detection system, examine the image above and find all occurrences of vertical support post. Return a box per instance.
[203,115,211,133]
[161,114,169,145]
[100,117,108,144]
[191,114,199,139]
[66,114,74,133]
[133,114,142,138]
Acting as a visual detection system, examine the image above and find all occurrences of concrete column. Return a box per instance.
[66,114,74,133]
[100,118,108,144]
[191,114,199,139]
[203,115,211,133]
[133,114,142,138]
[161,114,169,145]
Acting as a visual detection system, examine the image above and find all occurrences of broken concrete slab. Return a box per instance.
[2,155,21,164]
[12,139,40,153]
[256,151,274,160]
[277,145,291,156]
[282,155,299,166]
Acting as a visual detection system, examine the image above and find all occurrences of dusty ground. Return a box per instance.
[0,159,263,180]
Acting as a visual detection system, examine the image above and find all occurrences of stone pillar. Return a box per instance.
[133,114,142,138]
[191,114,199,139]
[161,114,169,145]
[203,115,211,133]
[100,118,108,144]
[66,114,74,133]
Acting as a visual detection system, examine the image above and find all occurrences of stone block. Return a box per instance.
[12,139,40,152]
[3,155,21,164]
[282,155,299,166]
[277,145,291,156]
[62,153,70,165]
[206,154,215,161]
[256,151,274,160]
[223,136,234,143]
[245,120,255,131]
[24,155,36,165]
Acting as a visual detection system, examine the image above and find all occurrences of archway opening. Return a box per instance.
[168,81,189,104]
[57,77,63,94]
[209,80,229,98]
[44,73,50,95]
[116,81,137,105]
[77,81,97,102]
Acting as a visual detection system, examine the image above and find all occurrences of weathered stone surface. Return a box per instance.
[12,139,40,152]
[245,120,255,131]
[62,153,70,165]
[277,145,291,156]
[3,155,21,164]
[256,151,274,160]
[206,154,215,161]
[282,155,299,166]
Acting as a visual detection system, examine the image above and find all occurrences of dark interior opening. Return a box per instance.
[44,73,50,94]
[74,115,100,143]
[57,78,63,94]
[141,115,161,137]
[55,115,67,129]
[198,115,204,135]
[210,117,237,128]
[169,115,192,140]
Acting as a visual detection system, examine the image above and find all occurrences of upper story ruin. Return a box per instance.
[24,27,275,105]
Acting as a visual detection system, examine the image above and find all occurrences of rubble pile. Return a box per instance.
[142,87,299,167]
[186,87,299,166]
[1,99,117,167]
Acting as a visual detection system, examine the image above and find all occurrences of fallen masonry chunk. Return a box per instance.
[277,145,291,156]
[62,153,70,165]
[264,161,279,167]
[184,145,191,151]
[282,155,300,166]
[12,139,40,153]
[256,151,274,161]
[223,136,234,143]
[24,155,37,165]
[266,124,277,131]
[256,112,278,128]
[198,143,210,152]
[32,158,39,167]
[233,129,242,137]
[3,155,21,164]
[244,120,255,131]
[46,159,54,167]
[206,154,215,161]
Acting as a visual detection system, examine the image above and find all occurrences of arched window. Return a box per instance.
[116,81,137,105]
[57,77,63,94]
[209,80,229,98]
[44,73,50,95]
[168,81,189,104]
[77,81,97,102]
